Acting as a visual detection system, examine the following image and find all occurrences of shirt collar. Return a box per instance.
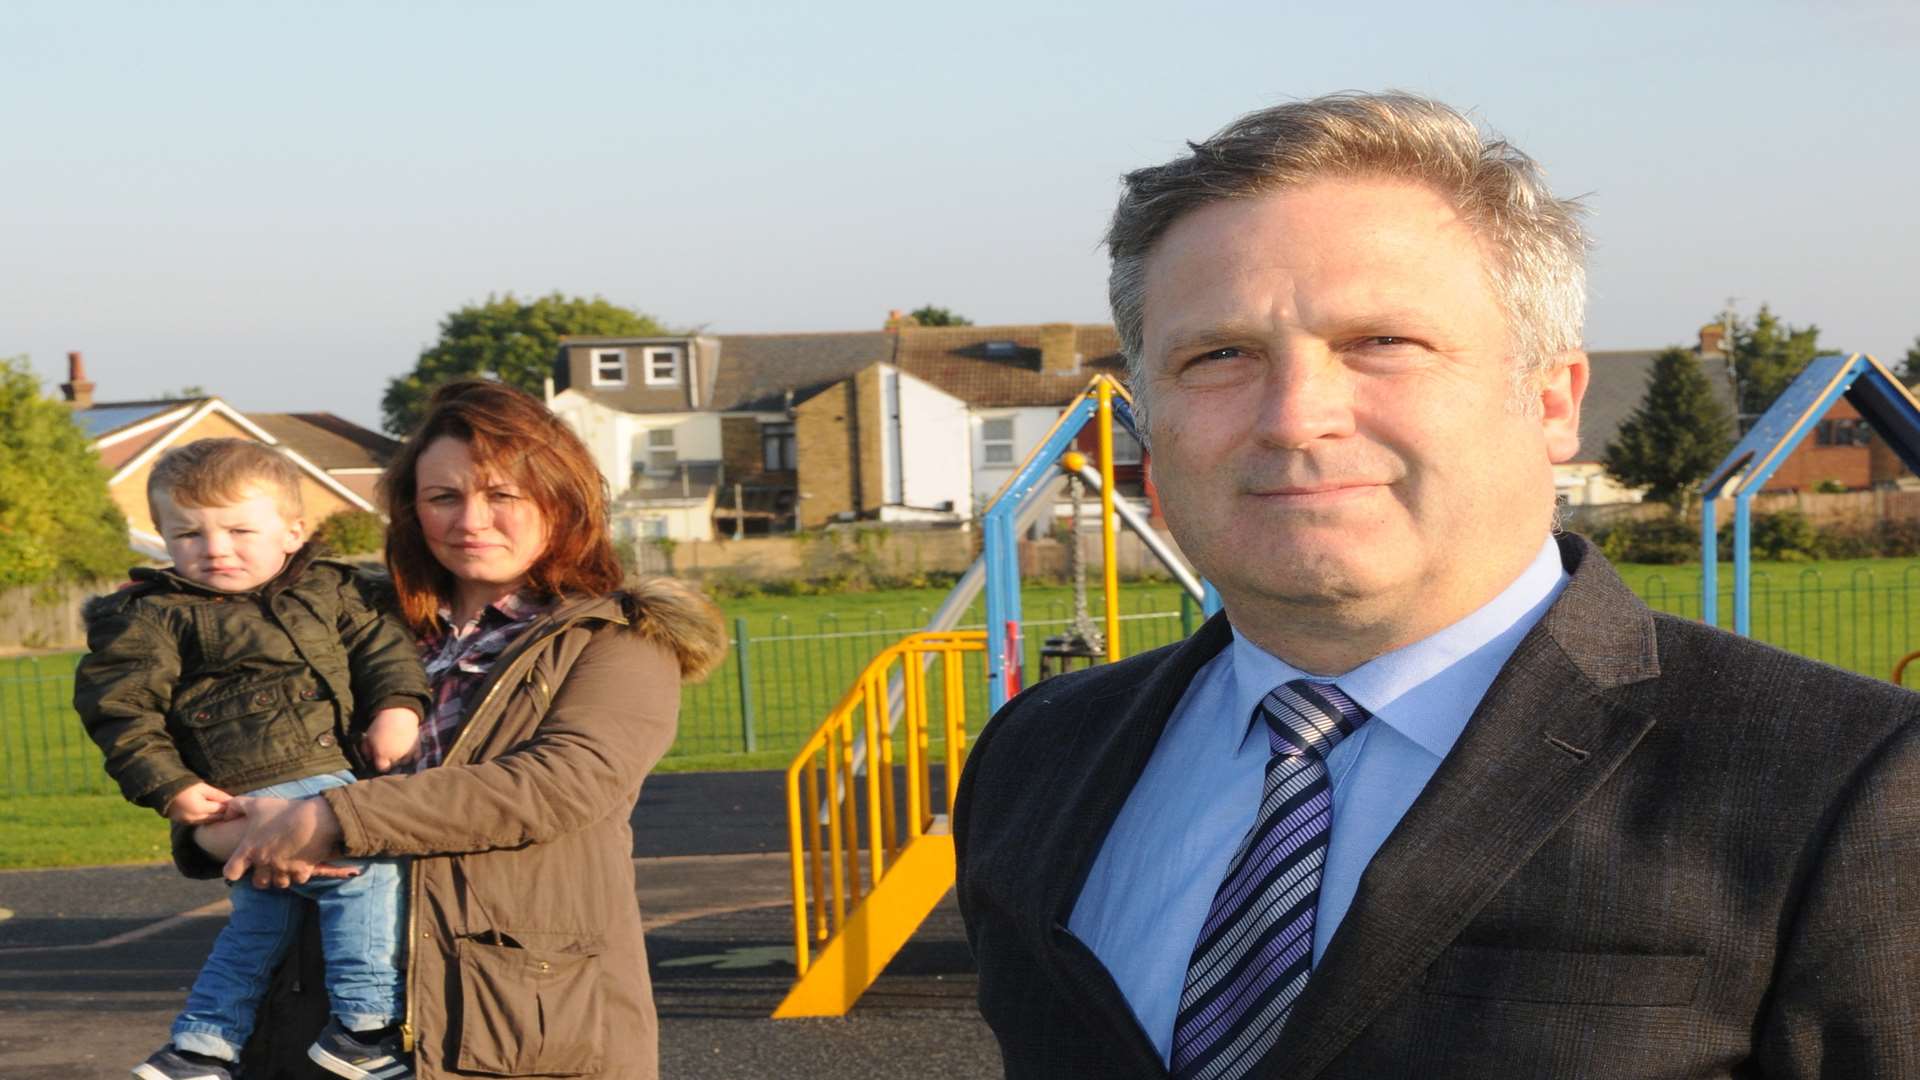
[433,590,547,641]
[1228,535,1569,760]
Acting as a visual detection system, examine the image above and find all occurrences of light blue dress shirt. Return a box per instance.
[1067,536,1569,1062]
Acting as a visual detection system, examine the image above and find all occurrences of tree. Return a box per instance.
[908,304,972,327]
[0,356,131,586]
[1899,334,1920,383]
[382,293,667,435]
[1603,346,1736,512]
[1730,303,1821,416]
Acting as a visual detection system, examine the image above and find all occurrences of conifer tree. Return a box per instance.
[1604,346,1736,512]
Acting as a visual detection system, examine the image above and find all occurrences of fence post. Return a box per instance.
[1180,591,1195,638]
[735,617,757,753]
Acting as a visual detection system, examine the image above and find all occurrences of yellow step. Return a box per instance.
[772,818,956,1018]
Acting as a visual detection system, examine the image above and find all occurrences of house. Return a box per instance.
[58,353,392,558]
[1570,325,1900,504]
[546,318,1156,538]
[547,331,894,540]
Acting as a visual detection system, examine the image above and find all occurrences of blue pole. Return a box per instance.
[1733,493,1752,636]
[984,510,1010,712]
[1700,497,1718,627]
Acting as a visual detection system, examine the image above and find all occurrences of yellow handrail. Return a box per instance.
[784,630,987,977]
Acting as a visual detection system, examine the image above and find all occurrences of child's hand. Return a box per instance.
[164,781,235,825]
[361,707,421,773]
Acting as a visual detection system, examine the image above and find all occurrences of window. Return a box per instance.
[1109,428,1144,466]
[592,349,626,386]
[761,421,796,471]
[645,347,682,387]
[1815,418,1873,447]
[646,427,677,472]
[982,417,1015,465]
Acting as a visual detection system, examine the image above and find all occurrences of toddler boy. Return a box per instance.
[74,439,431,1080]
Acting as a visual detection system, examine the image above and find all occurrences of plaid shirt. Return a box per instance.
[413,591,551,771]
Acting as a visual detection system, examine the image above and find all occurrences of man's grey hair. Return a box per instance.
[1107,92,1589,435]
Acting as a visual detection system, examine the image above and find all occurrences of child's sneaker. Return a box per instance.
[131,1045,235,1080]
[306,1019,413,1080]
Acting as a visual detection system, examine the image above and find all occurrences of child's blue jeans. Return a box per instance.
[170,770,406,1061]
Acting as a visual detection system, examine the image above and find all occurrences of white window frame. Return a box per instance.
[591,349,627,387]
[646,426,678,472]
[644,347,683,387]
[981,416,1016,466]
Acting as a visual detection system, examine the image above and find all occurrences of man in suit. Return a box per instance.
[954,92,1920,1079]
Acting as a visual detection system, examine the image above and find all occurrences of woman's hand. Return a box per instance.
[221,795,353,889]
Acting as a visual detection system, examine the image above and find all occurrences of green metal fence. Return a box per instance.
[7,571,1919,797]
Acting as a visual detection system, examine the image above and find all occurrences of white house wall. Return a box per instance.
[550,391,723,493]
[971,406,1066,513]
[625,414,722,478]
[548,391,632,494]
[892,367,973,515]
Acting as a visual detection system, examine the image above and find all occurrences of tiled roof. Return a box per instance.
[892,324,1126,407]
[76,399,198,439]
[248,413,399,471]
[708,332,897,412]
[1575,349,1736,463]
[99,428,171,469]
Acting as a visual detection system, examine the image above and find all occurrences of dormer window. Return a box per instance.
[645,347,683,387]
[592,349,627,387]
[983,341,1019,358]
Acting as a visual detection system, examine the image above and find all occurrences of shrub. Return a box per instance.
[1593,517,1699,565]
[312,510,385,555]
[1748,510,1820,562]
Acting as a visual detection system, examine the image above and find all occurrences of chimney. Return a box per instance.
[884,309,909,333]
[1039,323,1078,376]
[1697,323,1727,358]
[61,351,95,409]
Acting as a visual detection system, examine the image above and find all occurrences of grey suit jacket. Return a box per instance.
[954,534,1920,1078]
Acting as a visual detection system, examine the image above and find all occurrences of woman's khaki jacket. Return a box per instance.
[316,581,716,1080]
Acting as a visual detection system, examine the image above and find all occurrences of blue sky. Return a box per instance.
[4,0,1916,429]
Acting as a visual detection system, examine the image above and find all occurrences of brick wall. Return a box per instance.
[624,525,1198,586]
[856,366,886,512]
[721,416,794,489]
[795,383,860,528]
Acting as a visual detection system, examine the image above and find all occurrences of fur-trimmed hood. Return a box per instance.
[615,575,728,683]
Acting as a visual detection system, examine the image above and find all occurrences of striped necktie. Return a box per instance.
[1169,679,1368,1080]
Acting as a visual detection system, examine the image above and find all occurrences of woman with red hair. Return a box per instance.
[212,378,726,1080]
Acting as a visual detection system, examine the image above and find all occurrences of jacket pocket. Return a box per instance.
[454,937,605,1076]
[1423,945,1705,1006]
[176,684,287,775]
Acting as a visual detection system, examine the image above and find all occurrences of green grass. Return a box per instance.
[0,793,171,868]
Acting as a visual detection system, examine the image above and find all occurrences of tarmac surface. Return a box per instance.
[0,769,1001,1079]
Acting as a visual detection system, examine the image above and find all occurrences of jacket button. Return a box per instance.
[317,732,336,748]
[253,691,273,706]
[537,960,551,972]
